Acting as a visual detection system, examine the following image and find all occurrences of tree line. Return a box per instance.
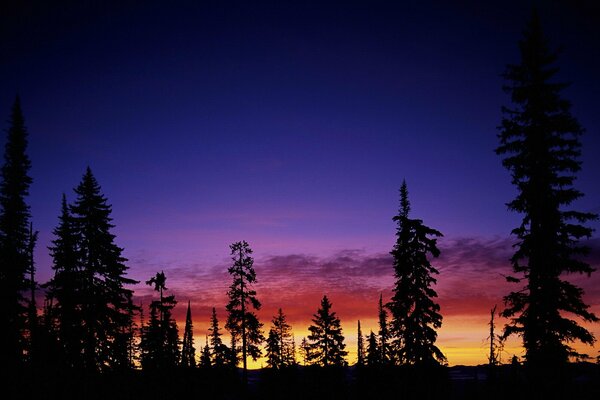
[0,12,597,385]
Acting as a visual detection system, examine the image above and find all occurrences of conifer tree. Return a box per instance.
[25,223,39,364]
[378,294,390,364]
[388,181,446,366]
[199,336,211,368]
[300,337,311,366]
[140,271,179,369]
[0,97,33,367]
[181,300,196,368]
[497,13,598,368]
[209,307,229,367]
[46,194,82,368]
[307,295,348,367]
[225,241,264,380]
[356,320,365,366]
[366,331,380,366]
[265,308,294,368]
[70,168,138,370]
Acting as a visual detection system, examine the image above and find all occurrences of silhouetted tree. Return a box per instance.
[388,181,446,366]
[200,336,211,368]
[496,12,598,369]
[181,300,196,368]
[70,168,138,370]
[300,337,311,366]
[225,240,264,381]
[265,308,294,368]
[209,307,229,367]
[45,194,82,368]
[308,295,347,366]
[356,320,365,366]
[140,271,179,369]
[0,97,32,367]
[25,222,39,364]
[378,293,390,364]
[366,331,380,366]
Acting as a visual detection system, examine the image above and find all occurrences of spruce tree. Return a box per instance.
[378,294,390,365]
[225,240,264,380]
[199,336,212,368]
[265,308,294,368]
[356,320,365,366]
[46,194,82,368]
[209,307,229,367]
[307,295,348,367]
[497,13,598,368]
[0,97,33,367]
[300,337,311,366]
[366,331,380,366]
[25,223,39,364]
[70,168,138,370]
[181,300,196,368]
[140,271,180,369]
[388,181,446,366]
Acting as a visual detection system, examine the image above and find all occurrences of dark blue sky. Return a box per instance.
[1,0,599,283]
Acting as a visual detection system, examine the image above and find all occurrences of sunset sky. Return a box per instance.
[1,0,599,367]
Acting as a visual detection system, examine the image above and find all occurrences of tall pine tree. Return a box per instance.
[225,241,264,380]
[497,13,598,368]
[181,300,196,368]
[0,97,33,367]
[71,168,138,370]
[46,194,82,368]
[209,307,229,367]
[307,295,347,367]
[356,320,365,366]
[388,181,446,366]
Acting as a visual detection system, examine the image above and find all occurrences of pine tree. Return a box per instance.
[0,97,33,367]
[181,300,196,368]
[209,307,229,367]
[307,295,348,367]
[388,181,446,366]
[46,194,82,368]
[300,337,311,366]
[378,294,390,365]
[496,13,598,368]
[140,271,180,370]
[199,336,212,368]
[366,331,380,366]
[25,223,39,364]
[356,320,365,366]
[225,241,264,380]
[265,308,294,368]
[70,168,138,371]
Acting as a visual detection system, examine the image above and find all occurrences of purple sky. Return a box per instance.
[1,0,599,365]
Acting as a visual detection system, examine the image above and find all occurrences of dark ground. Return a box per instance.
[5,363,600,400]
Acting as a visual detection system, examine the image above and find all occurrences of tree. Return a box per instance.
[45,194,82,368]
[181,300,196,368]
[300,337,311,366]
[307,295,348,367]
[0,97,33,367]
[265,308,294,368]
[70,168,138,370]
[377,294,390,364]
[388,181,446,366]
[496,13,598,369]
[199,336,211,368]
[25,222,39,364]
[209,307,229,367]
[366,331,380,366]
[356,320,365,366]
[225,241,264,380]
[140,271,179,370]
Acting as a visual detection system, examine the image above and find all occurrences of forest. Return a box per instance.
[1,10,599,400]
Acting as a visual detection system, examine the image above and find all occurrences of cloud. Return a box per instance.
[128,235,600,336]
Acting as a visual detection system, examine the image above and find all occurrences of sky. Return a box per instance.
[1,0,599,367]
